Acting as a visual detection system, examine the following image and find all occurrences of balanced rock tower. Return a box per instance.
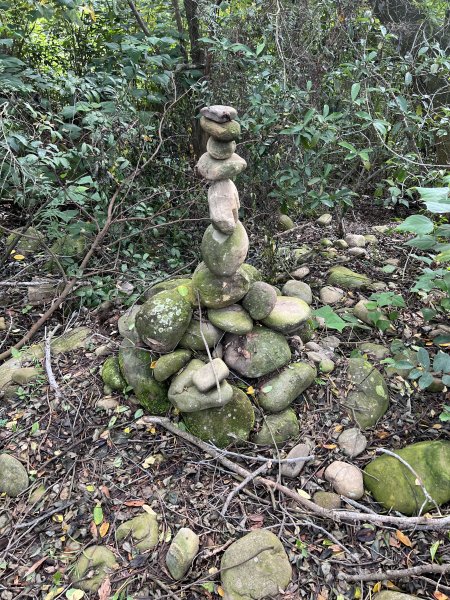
[102,105,316,448]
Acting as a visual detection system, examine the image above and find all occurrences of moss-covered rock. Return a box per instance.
[118,344,170,415]
[153,350,192,382]
[183,387,255,447]
[224,326,291,378]
[73,546,117,592]
[118,305,142,345]
[116,511,159,551]
[258,363,316,413]
[281,280,312,305]
[192,262,250,308]
[6,226,44,254]
[135,288,193,353]
[240,263,262,284]
[207,137,236,160]
[277,214,295,231]
[0,454,29,497]
[101,356,127,392]
[200,116,241,141]
[221,530,291,600]
[344,358,389,429]
[144,278,194,303]
[197,152,247,181]
[358,342,390,360]
[242,282,277,320]
[253,408,299,446]
[364,440,450,515]
[262,296,311,334]
[208,305,253,334]
[179,319,223,351]
[327,266,371,290]
[166,528,199,580]
[313,491,342,510]
[168,359,233,412]
[45,233,87,271]
[201,221,248,276]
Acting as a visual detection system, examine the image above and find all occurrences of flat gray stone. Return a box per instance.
[281,442,311,478]
[320,286,344,305]
[197,152,247,181]
[282,280,312,305]
[166,527,200,580]
[200,105,237,123]
[338,428,367,458]
[192,358,229,392]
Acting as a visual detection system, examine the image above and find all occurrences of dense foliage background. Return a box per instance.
[1,0,449,307]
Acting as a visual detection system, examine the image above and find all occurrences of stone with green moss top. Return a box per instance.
[192,262,250,309]
[168,359,233,412]
[118,305,142,345]
[253,408,299,446]
[197,152,247,181]
[242,282,277,320]
[327,266,371,290]
[183,387,255,447]
[240,263,262,284]
[277,214,295,231]
[208,305,253,334]
[45,234,87,271]
[220,529,291,600]
[118,344,170,415]
[224,326,291,378]
[144,278,194,303]
[257,362,316,413]
[166,527,200,580]
[135,288,193,353]
[73,546,117,592]
[179,319,222,351]
[200,116,241,142]
[116,510,159,551]
[262,296,311,334]
[153,350,192,382]
[0,454,29,497]
[101,356,126,392]
[344,358,389,429]
[201,221,249,277]
[6,226,44,254]
[364,440,450,515]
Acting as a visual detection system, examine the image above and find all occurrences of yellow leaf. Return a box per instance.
[246,386,255,395]
[395,530,412,547]
[123,427,131,434]
[432,424,443,429]
[142,455,156,468]
[85,485,95,492]
[218,586,225,597]
[296,489,311,499]
[142,504,156,515]
[52,514,64,523]
[150,360,158,369]
[13,254,25,261]
[10,249,16,254]
[45,588,65,600]
[323,443,337,450]
[372,582,381,593]
[434,591,448,600]
[334,424,344,433]
[208,566,219,575]
[99,521,110,538]
[354,587,362,598]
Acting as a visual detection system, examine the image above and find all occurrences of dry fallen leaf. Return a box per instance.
[372,582,381,593]
[99,521,110,538]
[97,577,111,600]
[395,529,412,547]
[434,592,448,600]
[124,499,145,507]
[322,444,337,450]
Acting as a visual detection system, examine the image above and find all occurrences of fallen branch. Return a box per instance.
[44,324,62,401]
[140,416,450,531]
[221,462,269,517]
[339,562,450,582]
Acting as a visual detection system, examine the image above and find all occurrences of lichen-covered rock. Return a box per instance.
[183,387,255,448]
[118,345,170,415]
[262,296,311,334]
[118,305,142,345]
[207,137,236,159]
[316,214,332,226]
[135,288,193,353]
[6,226,44,254]
[240,263,262,284]
[197,153,247,181]
[324,461,364,499]
[116,511,159,551]
[345,233,366,248]
[282,280,312,305]
[242,282,277,320]
[345,358,389,429]
[208,305,253,334]
[200,116,241,141]
[192,262,250,309]
[166,527,200,580]
[101,356,127,392]
[364,440,450,515]
[280,442,311,478]
[201,222,249,276]
[179,319,223,351]
[45,234,87,271]
[0,454,29,497]
[327,266,371,290]
[313,491,342,510]
[293,244,314,264]
[221,530,291,600]
[192,358,229,392]
[277,214,295,231]
[257,363,316,413]
[144,278,194,302]
[168,359,233,412]
[253,408,299,446]
[208,180,239,234]
[224,326,291,378]
[73,546,117,592]
[153,350,192,382]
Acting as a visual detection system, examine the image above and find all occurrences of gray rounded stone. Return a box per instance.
[253,408,299,446]
[320,286,344,305]
[192,262,250,309]
[221,530,291,600]
[345,233,366,248]
[258,362,317,413]
[116,511,159,552]
[153,350,192,382]
[179,319,223,351]
[338,428,368,458]
[262,296,311,334]
[118,305,142,345]
[192,358,229,392]
[313,491,342,510]
[345,358,389,429]
[197,152,247,181]
[208,179,239,234]
[282,280,312,305]
[207,137,236,159]
[324,461,364,499]
[201,221,249,277]
[0,454,29,497]
[327,266,371,290]
[281,442,312,478]
[166,527,200,580]
[242,282,277,320]
[199,116,241,141]
[200,105,237,123]
[208,304,253,334]
[73,546,117,592]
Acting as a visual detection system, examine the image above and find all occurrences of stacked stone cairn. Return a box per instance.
[102,104,316,449]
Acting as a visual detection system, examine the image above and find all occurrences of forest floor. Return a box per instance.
[0,203,449,600]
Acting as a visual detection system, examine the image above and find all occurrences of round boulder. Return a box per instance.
[208,304,253,334]
[196,152,247,181]
[0,454,29,497]
[324,461,364,499]
[192,262,250,309]
[253,408,299,446]
[153,349,192,382]
[73,546,117,592]
[207,137,236,160]
[201,221,249,277]
[179,319,223,351]
[262,296,311,334]
[282,280,313,305]
[199,116,241,141]
[242,281,277,320]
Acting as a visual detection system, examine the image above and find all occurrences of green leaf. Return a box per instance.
[436,249,450,263]
[417,348,430,369]
[201,582,215,592]
[416,187,450,213]
[351,82,361,101]
[433,351,450,374]
[404,71,412,85]
[313,306,347,332]
[261,385,273,393]
[396,215,434,235]
[430,540,441,561]
[381,264,396,274]
[418,372,434,389]
[93,503,103,526]
[404,235,437,250]
[421,308,436,322]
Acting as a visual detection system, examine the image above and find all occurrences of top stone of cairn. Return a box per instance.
[200,105,237,123]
